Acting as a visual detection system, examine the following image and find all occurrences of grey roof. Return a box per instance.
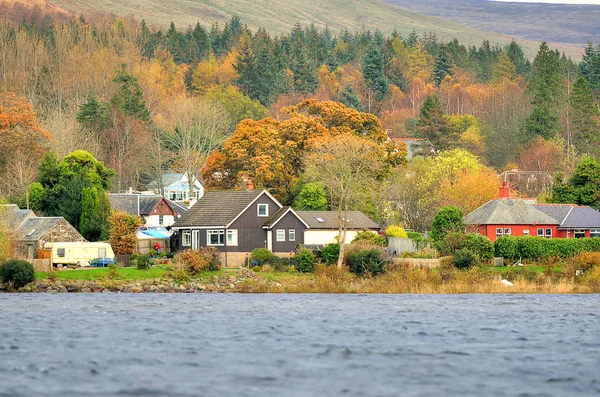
[166,199,189,215]
[464,198,559,226]
[1,205,35,229]
[264,207,291,228]
[148,173,183,189]
[296,211,379,230]
[16,217,64,242]
[109,194,166,216]
[536,205,600,229]
[173,190,263,228]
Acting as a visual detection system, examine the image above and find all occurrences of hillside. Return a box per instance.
[382,0,600,54]
[46,0,578,58]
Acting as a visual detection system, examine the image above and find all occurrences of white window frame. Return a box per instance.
[57,248,65,258]
[537,228,544,237]
[591,229,600,238]
[545,228,553,239]
[257,204,269,217]
[227,230,238,246]
[523,229,530,236]
[504,228,511,236]
[158,215,164,225]
[276,229,286,242]
[182,230,191,246]
[289,229,296,242]
[574,229,586,238]
[496,228,503,238]
[207,230,225,246]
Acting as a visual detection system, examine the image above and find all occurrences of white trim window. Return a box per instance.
[207,230,225,246]
[496,228,503,238]
[227,230,238,246]
[574,229,585,238]
[158,215,164,225]
[537,228,545,237]
[276,229,286,242]
[289,229,296,242]
[591,229,600,238]
[182,230,191,246]
[545,228,553,239]
[258,203,269,217]
[504,228,511,236]
[523,229,530,236]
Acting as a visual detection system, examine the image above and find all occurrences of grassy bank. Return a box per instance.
[32,264,600,294]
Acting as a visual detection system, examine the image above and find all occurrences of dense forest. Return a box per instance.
[1,10,600,235]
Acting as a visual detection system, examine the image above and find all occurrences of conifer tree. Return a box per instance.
[362,44,389,101]
[580,41,600,95]
[432,47,453,85]
[570,76,600,156]
[291,41,318,94]
[416,94,456,152]
[234,33,258,98]
[339,86,363,111]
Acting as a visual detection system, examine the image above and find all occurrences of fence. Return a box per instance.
[116,254,131,267]
[31,259,52,272]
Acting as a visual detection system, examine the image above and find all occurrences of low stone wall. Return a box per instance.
[0,268,280,293]
[390,256,452,269]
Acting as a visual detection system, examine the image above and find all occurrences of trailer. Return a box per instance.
[43,242,116,267]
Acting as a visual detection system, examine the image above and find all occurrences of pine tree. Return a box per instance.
[432,47,453,85]
[339,85,363,112]
[580,41,600,95]
[234,33,258,98]
[570,76,600,156]
[291,41,318,94]
[362,44,389,101]
[111,69,150,121]
[521,42,563,142]
[416,94,455,151]
[506,40,531,77]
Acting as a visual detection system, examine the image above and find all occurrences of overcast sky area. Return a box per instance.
[491,0,600,4]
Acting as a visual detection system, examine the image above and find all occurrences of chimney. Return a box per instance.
[499,181,510,198]
[246,178,254,191]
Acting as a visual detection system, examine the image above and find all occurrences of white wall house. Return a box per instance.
[296,211,380,245]
[148,173,204,202]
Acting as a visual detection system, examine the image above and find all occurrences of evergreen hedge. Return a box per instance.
[494,236,600,261]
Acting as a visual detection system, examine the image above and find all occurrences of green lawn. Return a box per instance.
[36,267,226,281]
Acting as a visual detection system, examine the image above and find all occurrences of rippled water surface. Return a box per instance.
[1,294,599,397]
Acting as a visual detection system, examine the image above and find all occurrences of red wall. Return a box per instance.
[469,224,559,242]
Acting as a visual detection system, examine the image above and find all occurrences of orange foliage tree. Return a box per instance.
[0,92,51,198]
[437,167,500,214]
[203,100,401,203]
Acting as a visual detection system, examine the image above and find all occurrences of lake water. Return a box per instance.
[0,294,599,397]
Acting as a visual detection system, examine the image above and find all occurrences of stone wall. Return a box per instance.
[39,219,86,249]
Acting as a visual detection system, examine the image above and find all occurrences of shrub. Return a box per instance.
[346,249,388,276]
[406,231,422,240]
[249,248,279,265]
[438,232,493,263]
[294,248,316,273]
[0,259,35,288]
[177,247,221,274]
[572,251,600,272]
[453,249,476,269]
[385,225,408,238]
[136,254,152,270]
[321,244,340,266]
[352,230,386,246]
[431,206,464,244]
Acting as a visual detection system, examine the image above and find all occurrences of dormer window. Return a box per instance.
[258,204,268,217]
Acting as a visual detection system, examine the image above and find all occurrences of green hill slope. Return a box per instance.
[50,0,577,58]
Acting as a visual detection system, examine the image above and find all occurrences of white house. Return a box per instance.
[148,173,204,202]
[296,211,380,245]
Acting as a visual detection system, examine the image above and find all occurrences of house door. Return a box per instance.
[192,230,200,250]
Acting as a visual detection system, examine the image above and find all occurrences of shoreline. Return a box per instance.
[2,266,599,294]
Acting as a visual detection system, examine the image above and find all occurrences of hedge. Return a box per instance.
[494,236,600,261]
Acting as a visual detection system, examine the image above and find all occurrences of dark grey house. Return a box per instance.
[172,189,310,265]
[171,189,379,266]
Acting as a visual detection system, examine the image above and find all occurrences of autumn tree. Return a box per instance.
[205,85,267,131]
[163,96,231,199]
[304,134,384,267]
[0,92,51,200]
[436,167,499,215]
[109,211,143,255]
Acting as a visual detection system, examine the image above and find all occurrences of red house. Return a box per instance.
[463,182,600,242]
